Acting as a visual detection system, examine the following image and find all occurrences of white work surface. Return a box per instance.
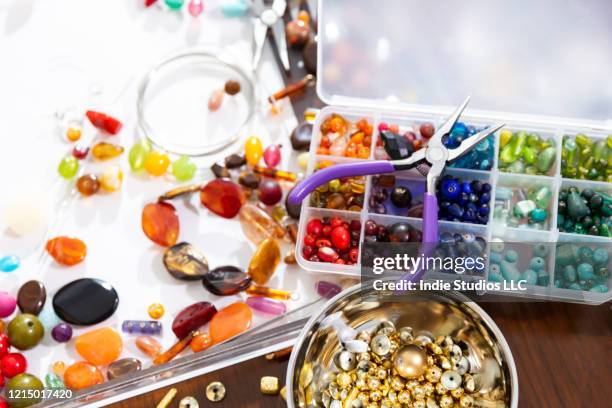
[0,0,338,402]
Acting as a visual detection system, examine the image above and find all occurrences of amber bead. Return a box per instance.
[75,327,123,366]
[147,303,165,319]
[63,362,104,390]
[153,331,198,366]
[245,285,295,300]
[66,127,82,142]
[144,151,170,176]
[52,361,66,376]
[76,174,100,196]
[239,204,286,244]
[141,202,180,247]
[200,179,246,218]
[46,236,87,266]
[135,335,162,358]
[190,332,213,352]
[209,303,252,344]
[92,142,125,160]
[247,237,281,285]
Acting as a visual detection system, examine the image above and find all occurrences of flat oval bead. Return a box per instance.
[52,278,119,326]
[245,296,286,316]
[202,266,251,296]
[247,237,281,285]
[141,202,180,247]
[172,302,217,340]
[45,236,87,266]
[239,203,286,244]
[0,292,17,318]
[0,255,20,272]
[315,281,342,299]
[163,242,209,281]
[209,302,252,344]
[17,280,46,315]
[107,358,142,380]
[200,179,246,219]
[135,335,162,358]
[63,362,104,391]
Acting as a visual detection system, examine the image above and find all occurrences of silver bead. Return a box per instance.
[178,396,199,408]
[440,370,462,390]
[330,400,342,408]
[398,327,413,343]
[454,356,470,375]
[376,321,396,335]
[345,339,369,353]
[370,334,391,356]
[205,382,226,402]
[335,350,357,371]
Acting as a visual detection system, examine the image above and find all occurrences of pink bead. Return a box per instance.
[0,292,17,318]
[263,144,281,168]
[188,0,203,17]
[315,281,342,299]
[245,296,286,316]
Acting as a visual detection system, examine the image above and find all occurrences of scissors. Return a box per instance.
[252,0,290,72]
[288,97,504,279]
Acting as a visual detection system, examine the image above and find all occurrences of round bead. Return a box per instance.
[172,156,197,181]
[99,165,124,192]
[263,145,281,168]
[51,323,73,343]
[206,381,226,402]
[440,370,462,390]
[144,151,170,176]
[179,396,199,408]
[7,314,44,350]
[58,156,79,179]
[128,140,151,172]
[147,303,165,320]
[6,374,44,406]
[76,174,100,196]
[392,344,427,379]
[245,136,264,166]
[187,0,203,17]
[258,180,282,206]
[0,352,27,378]
[0,293,17,318]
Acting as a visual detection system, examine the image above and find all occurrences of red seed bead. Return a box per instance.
[303,234,316,247]
[321,225,332,237]
[349,248,359,263]
[72,145,90,160]
[420,123,435,139]
[318,246,339,262]
[315,238,332,248]
[330,217,343,228]
[306,219,322,236]
[0,334,9,359]
[331,226,350,250]
[0,352,27,378]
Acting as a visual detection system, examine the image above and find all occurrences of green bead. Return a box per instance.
[7,374,44,408]
[45,373,65,390]
[567,191,590,218]
[536,147,556,174]
[578,246,593,263]
[593,140,607,162]
[171,156,197,181]
[568,282,582,290]
[573,223,586,234]
[600,224,612,237]
[563,265,577,282]
[506,160,525,174]
[58,156,79,179]
[488,272,503,283]
[511,131,527,158]
[575,133,592,147]
[577,263,595,280]
[513,200,536,218]
[529,257,546,271]
[504,249,519,263]
[554,279,562,288]
[128,140,151,172]
[529,208,547,223]
[607,135,612,149]
[530,186,552,209]
[532,243,549,258]
[556,244,578,266]
[593,248,609,265]
[521,269,538,286]
[589,284,609,293]
[522,147,537,164]
[165,0,184,9]
[537,271,550,286]
[7,314,44,350]
[500,260,521,281]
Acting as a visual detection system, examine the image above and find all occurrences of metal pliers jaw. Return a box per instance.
[252,0,290,72]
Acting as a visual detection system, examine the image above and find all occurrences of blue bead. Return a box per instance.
[532,244,549,258]
[537,271,550,286]
[589,284,609,293]
[529,208,548,223]
[470,180,483,194]
[461,182,472,194]
[469,193,479,203]
[447,203,464,218]
[479,193,490,205]
[439,233,455,245]
[467,125,477,136]
[479,159,492,170]
[463,209,476,222]
[488,272,503,283]
[501,260,522,281]
[0,255,20,272]
[466,202,477,212]
[441,179,461,200]
[482,183,491,193]
[451,122,468,137]
[478,205,490,216]
[221,0,249,17]
[457,192,469,206]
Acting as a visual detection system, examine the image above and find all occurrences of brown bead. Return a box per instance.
[224,80,241,95]
[76,174,100,196]
[211,163,230,179]
[17,280,46,315]
[225,154,246,169]
[238,172,261,189]
[247,237,281,285]
[107,358,142,380]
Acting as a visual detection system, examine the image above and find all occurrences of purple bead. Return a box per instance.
[121,320,162,335]
[51,323,73,342]
[246,296,286,316]
[315,281,342,299]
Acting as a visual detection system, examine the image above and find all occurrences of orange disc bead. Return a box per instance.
[209,302,252,344]
[190,332,213,353]
[63,362,104,391]
[45,236,87,266]
[75,327,123,366]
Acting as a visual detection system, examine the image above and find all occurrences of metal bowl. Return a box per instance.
[286,283,518,407]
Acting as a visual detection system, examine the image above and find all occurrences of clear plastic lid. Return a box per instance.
[317,0,612,125]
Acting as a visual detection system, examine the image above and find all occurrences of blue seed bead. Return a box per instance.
[577,263,595,280]
[522,269,538,285]
[529,257,546,271]
[590,284,609,293]
[478,204,490,217]
[532,243,549,258]
[0,255,20,272]
[563,265,577,282]
[441,179,461,200]
[537,271,550,286]
[490,252,503,264]
[505,250,519,263]
[461,182,472,194]
[593,248,609,265]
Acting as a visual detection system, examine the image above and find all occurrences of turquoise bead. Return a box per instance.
[568,282,582,290]
[522,269,538,285]
[488,272,503,283]
[578,247,593,263]
[37,302,62,332]
[577,263,595,280]
[500,260,521,281]
[504,250,519,263]
[562,265,577,282]
[529,257,545,271]
[537,271,550,286]
[532,243,549,258]
[555,244,578,266]
[221,0,249,17]
[489,252,502,264]
[491,238,504,252]
[554,279,562,288]
[513,200,536,218]
[589,284,609,293]
[165,0,184,9]
[45,373,65,390]
[495,187,513,201]
[489,264,501,276]
[529,208,548,223]
[0,255,20,272]
[593,248,609,265]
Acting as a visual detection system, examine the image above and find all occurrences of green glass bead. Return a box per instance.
[45,373,65,390]
[575,133,592,147]
[511,131,527,158]
[165,0,184,9]
[530,186,552,209]
[521,269,538,286]
[524,166,538,175]
[537,271,550,286]
[328,179,341,193]
[495,187,513,201]
[563,265,577,282]
[172,156,197,181]
[58,156,79,179]
[568,282,582,290]
[128,140,151,172]
[557,213,565,227]
[513,200,536,218]
[578,246,593,263]
[522,147,537,164]
[526,133,540,147]
[536,146,556,174]
[554,279,562,288]
[7,374,44,408]
[529,257,546,271]
[587,168,599,180]
[529,208,548,223]
[607,135,612,149]
[506,160,525,173]
[556,244,578,266]
[505,250,519,263]
[577,263,595,280]
[567,191,590,218]
[590,284,609,293]
[600,224,612,237]
[573,223,586,234]
[593,140,607,162]
[7,314,44,350]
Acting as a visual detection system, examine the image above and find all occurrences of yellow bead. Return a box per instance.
[66,127,82,142]
[52,361,66,376]
[99,165,124,192]
[144,151,171,176]
[244,136,263,166]
[147,303,165,319]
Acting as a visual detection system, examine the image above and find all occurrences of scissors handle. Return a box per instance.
[287,160,395,204]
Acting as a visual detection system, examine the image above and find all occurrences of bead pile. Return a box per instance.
[488,241,550,287]
[317,322,477,408]
[557,187,612,237]
[554,244,609,292]
[317,114,373,158]
[437,176,492,225]
[309,161,366,211]
[493,184,553,230]
[498,129,556,175]
[302,217,361,265]
[561,134,612,181]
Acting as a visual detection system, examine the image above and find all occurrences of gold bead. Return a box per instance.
[428,343,443,355]
[390,376,405,391]
[459,394,475,407]
[392,345,427,379]
[438,356,451,370]
[366,402,380,408]
[423,382,435,396]
[463,374,476,393]
[260,376,279,395]
[156,388,177,408]
[299,363,313,388]
[357,331,372,343]
[371,334,392,356]
[280,386,286,401]
[412,399,426,408]
[205,382,226,402]
[406,380,419,390]
[413,385,426,400]
[439,395,454,408]
[147,303,165,319]
[398,327,413,343]
[451,387,464,399]
[370,390,382,402]
[376,367,387,380]
[397,390,411,404]
[367,376,381,390]
[358,391,370,403]
[425,366,442,383]
[435,382,447,395]
[178,396,199,408]
[336,372,352,388]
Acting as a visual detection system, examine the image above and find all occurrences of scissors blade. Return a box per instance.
[448,122,505,163]
[252,17,269,70]
[430,96,471,144]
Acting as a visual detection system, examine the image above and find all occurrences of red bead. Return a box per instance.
[0,334,9,358]
[335,259,346,264]
[145,0,158,6]
[330,217,343,228]
[306,220,322,236]
[303,234,316,247]
[0,352,27,378]
[72,145,89,159]
[318,247,339,262]
[321,225,332,237]
[302,245,314,258]
[258,180,282,206]
[315,238,332,248]
[349,247,359,263]
[349,220,361,231]
[86,110,123,135]
[378,122,389,132]
[0,375,4,390]
[331,226,350,250]
[419,123,435,139]
[200,179,246,219]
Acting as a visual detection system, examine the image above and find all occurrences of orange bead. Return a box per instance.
[66,127,82,142]
[209,302,252,344]
[135,336,162,358]
[52,361,66,376]
[75,327,123,366]
[147,303,165,319]
[45,236,87,266]
[350,131,364,144]
[141,202,180,247]
[64,362,104,391]
[0,320,4,333]
[144,151,170,176]
[190,332,213,353]
[92,142,125,161]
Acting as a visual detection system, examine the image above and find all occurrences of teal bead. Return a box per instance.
[532,243,549,258]
[58,156,79,179]
[562,265,577,282]
[0,255,20,272]
[513,200,536,218]
[555,244,578,266]
[45,373,65,390]
[577,263,595,280]
[491,238,504,253]
[573,223,586,234]
[529,208,548,223]
[567,191,590,218]
[595,266,610,278]
[530,186,552,209]
[488,272,503,283]
[529,257,545,271]
[578,246,593,263]
[522,269,538,285]
[504,250,519,263]
[500,260,522,281]
[165,0,184,9]
[589,284,609,293]
[537,271,550,286]
[495,187,513,201]
[221,0,249,17]
[557,213,565,227]
[171,156,197,182]
[593,248,609,265]
[554,279,562,288]
[37,302,62,332]
[536,147,556,173]
[568,282,582,290]
[489,252,502,265]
